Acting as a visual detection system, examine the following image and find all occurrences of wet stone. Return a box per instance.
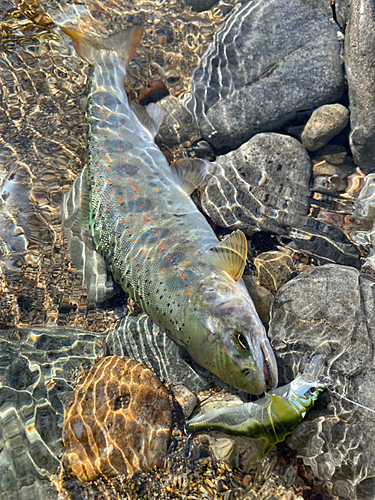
[301,104,349,152]
[345,0,375,173]
[62,356,172,482]
[156,95,201,151]
[201,133,311,235]
[254,251,294,293]
[105,314,212,393]
[187,0,345,152]
[170,383,197,419]
[268,265,375,500]
[0,326,105,500]
[243,276,274,325]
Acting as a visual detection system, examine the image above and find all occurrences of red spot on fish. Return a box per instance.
[107,197,110,200]
[114,113,117,117]
[166,257,172,261]
[119,146,122,151]
[179,273,186,278]
[184,262,188,266]
[137,158,141,162]
[123,220,126,224]
[134,186,138,191]
[132,238,137,242]
[156,189,160,192]
[188,289,192,295]
[128,179,132,182]
[144,169,148,173]
[103,98,106,102]
[118,198,122,203]
[100,146,104,150]
[161,269,165,272]
[161,245,165,250]
[106,158,110,162]
[107,168,110,171]
[142,252,146,255]
[138,246,142,250]
[141,204,145,208]
[115,131,119,134]
[162,275,165,278]
[106,179,111,183]
[126,230,130,234]
[103,113,108,118]
[154,232,158,236]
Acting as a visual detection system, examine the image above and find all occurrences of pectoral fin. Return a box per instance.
[171,158,210,195]
[207,230,247,281]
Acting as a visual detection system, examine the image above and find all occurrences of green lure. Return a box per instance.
[186,355,326,455]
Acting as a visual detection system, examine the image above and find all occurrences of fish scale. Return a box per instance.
[87,52,219,339]
[63,26,278,394]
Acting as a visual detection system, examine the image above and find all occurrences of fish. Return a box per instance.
[62,24,278,394]
[186,355,326,454]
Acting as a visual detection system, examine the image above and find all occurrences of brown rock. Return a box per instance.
[254,251,294,293]
[62,356,172,482]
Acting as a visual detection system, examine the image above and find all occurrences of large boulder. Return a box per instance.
[187,0,345,152]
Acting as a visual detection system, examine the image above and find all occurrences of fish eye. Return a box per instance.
[231,331,249,352]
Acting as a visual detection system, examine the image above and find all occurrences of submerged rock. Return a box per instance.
[187,0,345,151]
[105,314,212,392]
[345,0,375,173]
[0,326,105,500]
[62,356,172,482]
[200,133,360,267]
[254,251,294,293]
[268,265,375,500]
[301,104,349,152]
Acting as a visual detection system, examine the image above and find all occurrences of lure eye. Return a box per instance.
[308,387,319,397]
[231,331,249,353]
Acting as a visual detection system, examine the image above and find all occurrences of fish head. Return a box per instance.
[185,275,278,395]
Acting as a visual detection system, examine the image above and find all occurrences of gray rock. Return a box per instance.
[0,326,105,500]
[200,133,360,267]
[268,265,375,500]
[187,0,345,151]
[345,0,375,173]
[301,104,349,152]
[254,251,294,293]
[156,95,201,150]
[243,276,274,325]
[105,314,212,393]
[333,0,352,28]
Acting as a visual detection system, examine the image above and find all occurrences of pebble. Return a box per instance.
[187,0,345,151]
[62,356,172,481]
[345,0,375,173]
[254,251,294,293]
[301,104,349,152]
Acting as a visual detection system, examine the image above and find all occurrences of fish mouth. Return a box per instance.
[243,335,278,395]
[262,342,278,390]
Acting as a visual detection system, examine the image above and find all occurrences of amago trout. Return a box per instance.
[63,25,278,394]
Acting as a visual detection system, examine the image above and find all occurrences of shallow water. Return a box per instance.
[0,1,372,499]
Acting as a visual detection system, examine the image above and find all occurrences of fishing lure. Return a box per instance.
[61,23,278,395]
[186,355,326,455]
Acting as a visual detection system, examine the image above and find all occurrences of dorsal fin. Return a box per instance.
[130,101,165,139]
[170,158,209,195]
[207,230,247,281]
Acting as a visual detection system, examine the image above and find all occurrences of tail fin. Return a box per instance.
[62,25,143,66]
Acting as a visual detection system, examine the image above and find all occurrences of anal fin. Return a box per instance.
[206,230,248,281]
[171,158,210,195]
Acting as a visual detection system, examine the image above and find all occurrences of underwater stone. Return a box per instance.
[301,104,349,152]
[187,0,345,151]
[345,0,375,174]
[105,314,212,393]
[254,251,294,293]
[200,132,360,267]
[62,356,172,482]
[0,326,105,500]
[268,265,375,500]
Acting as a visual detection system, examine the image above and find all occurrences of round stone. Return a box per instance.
[62,356,172,482]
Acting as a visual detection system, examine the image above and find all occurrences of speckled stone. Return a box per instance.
[268,265,375,500]
[187,0,345,151]
[254,251,294,293]
[301,104,349,152]
[345,0,375,173]
[62,356,172,482]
